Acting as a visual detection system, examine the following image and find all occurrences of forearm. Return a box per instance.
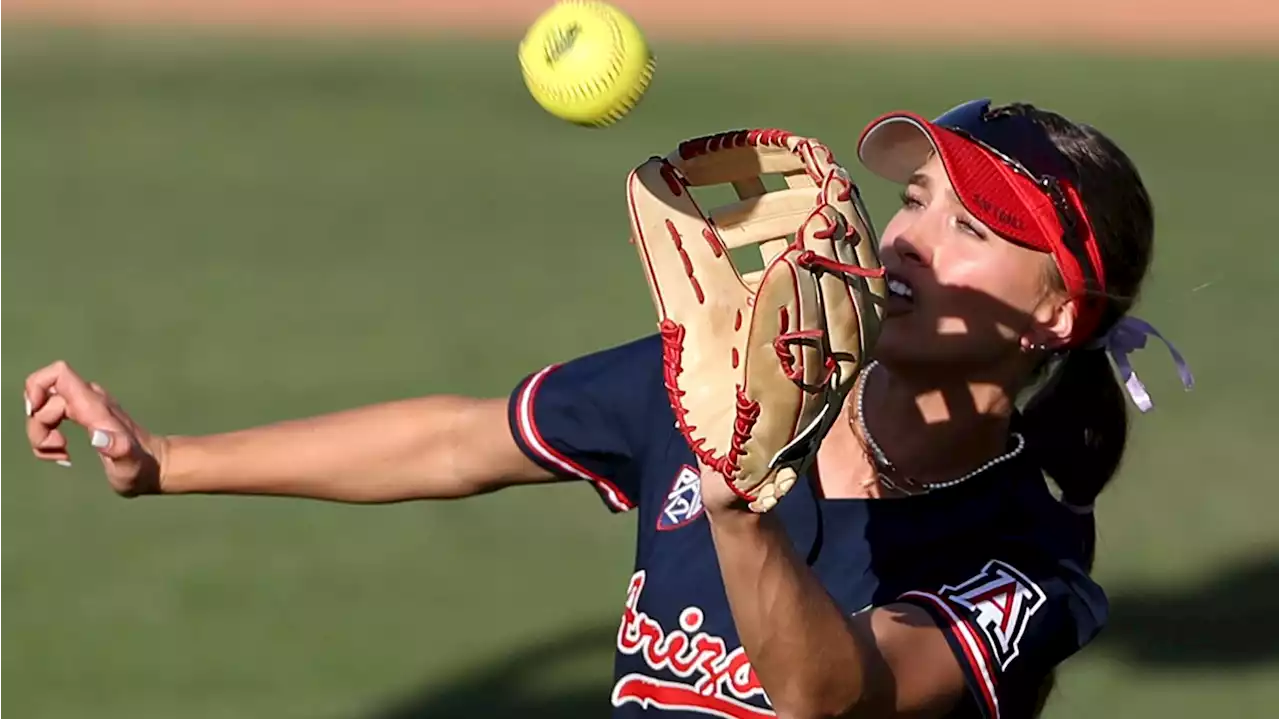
[160,396,524,502]
[707,509,869,718]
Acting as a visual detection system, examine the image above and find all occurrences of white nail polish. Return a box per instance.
[24,396,32,417]
[56,460,72,468]
[91,430,110,449]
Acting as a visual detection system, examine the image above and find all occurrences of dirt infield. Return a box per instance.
[6,0,1276,53]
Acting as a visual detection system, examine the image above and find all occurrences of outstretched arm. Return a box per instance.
[160,395,551,502]
[24,360,556,503]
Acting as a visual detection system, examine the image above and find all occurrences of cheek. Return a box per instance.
[939,248,1044,312]
[931,248,1048,340]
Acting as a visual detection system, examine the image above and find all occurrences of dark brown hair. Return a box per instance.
[1000,102,1156,568]
[993,103,1155,719]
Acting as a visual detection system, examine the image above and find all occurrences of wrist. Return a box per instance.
[153,434,184,495]
[706,503,767,531]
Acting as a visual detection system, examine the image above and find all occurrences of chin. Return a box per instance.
[869,319,940,370]
[868,317,1003,377]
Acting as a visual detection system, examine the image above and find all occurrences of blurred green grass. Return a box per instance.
[3,26,1276,719]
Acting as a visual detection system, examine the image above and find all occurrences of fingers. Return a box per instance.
[28,393,72,463]
[27,361,94,418]
[26,361,119,429]
[33,429,71,465]
[89,427,135,462]
[25,362,134,467]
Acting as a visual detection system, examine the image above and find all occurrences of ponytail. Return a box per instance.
[1021,346,1130,710]
[996,100,1178,718]
[1019,347,1129,565]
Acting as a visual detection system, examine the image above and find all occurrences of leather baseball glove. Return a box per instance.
[627,129,888,512]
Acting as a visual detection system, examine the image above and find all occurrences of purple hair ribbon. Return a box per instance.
[1088,316,1195,413]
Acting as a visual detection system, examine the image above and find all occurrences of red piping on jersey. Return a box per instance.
[516,365,635,512]
[900,590,1000,719]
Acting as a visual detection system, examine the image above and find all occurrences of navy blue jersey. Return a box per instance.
[508,334,1108,719]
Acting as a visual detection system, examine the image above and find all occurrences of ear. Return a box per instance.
[1025,293,1077,351]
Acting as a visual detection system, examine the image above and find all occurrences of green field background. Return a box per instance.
[4,26,1277,718]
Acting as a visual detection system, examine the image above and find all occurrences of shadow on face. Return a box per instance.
[869,153,1075,384]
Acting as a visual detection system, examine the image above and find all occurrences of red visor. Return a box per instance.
[856,99,1107,345]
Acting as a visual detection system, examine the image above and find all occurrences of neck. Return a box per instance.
[853,360,1019,485]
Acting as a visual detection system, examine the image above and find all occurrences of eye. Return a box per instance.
[954,217,987,239]
[898,190,924,210]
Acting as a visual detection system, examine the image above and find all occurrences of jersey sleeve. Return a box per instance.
[897,555,1108,719]
[507,334,665,513]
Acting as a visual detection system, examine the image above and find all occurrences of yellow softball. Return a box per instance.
[518,0,655,127]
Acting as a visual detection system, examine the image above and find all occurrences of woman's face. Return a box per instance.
[872,153,1072,372]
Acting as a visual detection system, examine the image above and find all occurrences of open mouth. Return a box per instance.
[886,273,915,312]
[888,277,914,300]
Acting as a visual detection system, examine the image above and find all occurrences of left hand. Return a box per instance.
[630,129,884,519]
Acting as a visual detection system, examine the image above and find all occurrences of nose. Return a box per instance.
[882,218,933,269]
[891,237,929,267]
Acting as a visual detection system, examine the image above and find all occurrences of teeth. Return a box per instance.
[888,279,914,299]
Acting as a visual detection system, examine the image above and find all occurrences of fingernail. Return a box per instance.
[24,396,32,417]
[91,430,110,449]
[56,460,73,468]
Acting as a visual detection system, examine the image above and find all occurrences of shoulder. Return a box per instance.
[506,333,673,512]
[893,543,1107,718]
[513,333,664,397]
[902,553,1107,664]
[868,465,1108,717]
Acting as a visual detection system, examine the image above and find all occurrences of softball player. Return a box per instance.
[25,99,1191,718]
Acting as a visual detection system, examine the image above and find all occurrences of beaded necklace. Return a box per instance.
[851,360,1025,496]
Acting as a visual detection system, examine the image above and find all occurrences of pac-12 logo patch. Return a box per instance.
[657,465,703,531]
[940,559,1047,670]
